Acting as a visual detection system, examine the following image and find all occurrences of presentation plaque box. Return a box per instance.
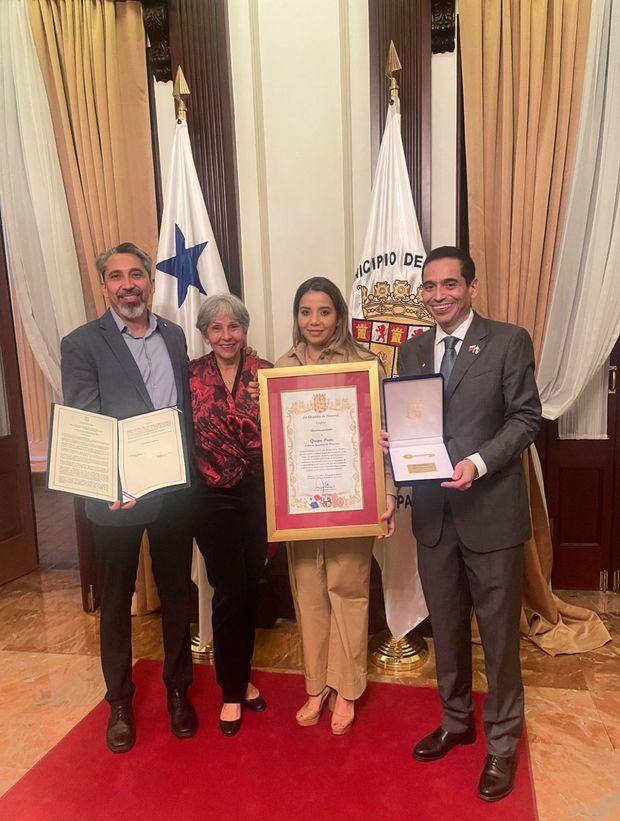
[47,404,190,503]
[259,361,387,541]
[383,374,453,485]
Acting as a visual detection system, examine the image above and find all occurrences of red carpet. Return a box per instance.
[1,660,537,820]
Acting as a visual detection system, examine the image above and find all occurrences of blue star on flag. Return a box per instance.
[156,225,208,308]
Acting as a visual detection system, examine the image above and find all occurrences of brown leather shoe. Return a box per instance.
[167,688,198,739]
[413,725,476,761]
[477,754,518,802]
[106,702,135,753]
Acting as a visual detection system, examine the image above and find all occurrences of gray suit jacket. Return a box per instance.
[397,312,541,552]
[60,309,193,527]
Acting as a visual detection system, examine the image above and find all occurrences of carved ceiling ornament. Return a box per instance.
[142,0,172,82]
[431,0,456,54]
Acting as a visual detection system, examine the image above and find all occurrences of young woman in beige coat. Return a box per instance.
[275,277,396,734]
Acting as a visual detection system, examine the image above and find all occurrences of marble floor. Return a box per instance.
[0,569,618,819]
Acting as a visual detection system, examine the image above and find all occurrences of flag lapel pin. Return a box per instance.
[467,344,480,355]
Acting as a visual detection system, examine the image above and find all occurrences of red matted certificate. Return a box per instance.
[259,361,387,541]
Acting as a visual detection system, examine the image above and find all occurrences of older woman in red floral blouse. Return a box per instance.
[190,293,271,736]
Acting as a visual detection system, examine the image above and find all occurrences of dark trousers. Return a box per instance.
[418,508,524,757]
[194,475,268,703]
[92,489,194,704]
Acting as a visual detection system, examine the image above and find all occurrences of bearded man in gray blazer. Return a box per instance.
[396,246,541,802]
[61,243,198,753]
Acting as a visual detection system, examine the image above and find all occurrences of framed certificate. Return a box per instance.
[259,360,387,541]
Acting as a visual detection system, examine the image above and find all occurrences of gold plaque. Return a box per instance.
[408,462,437,473]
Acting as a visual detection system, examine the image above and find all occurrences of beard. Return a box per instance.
[117,298,146,320]
[116,290,147,320]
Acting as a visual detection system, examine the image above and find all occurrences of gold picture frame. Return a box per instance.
[259,360,387,541]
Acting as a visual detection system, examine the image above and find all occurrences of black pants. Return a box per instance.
[92,489,194,704]
[194,475,268,703]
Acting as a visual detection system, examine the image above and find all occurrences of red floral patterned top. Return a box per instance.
[189,352,271,488]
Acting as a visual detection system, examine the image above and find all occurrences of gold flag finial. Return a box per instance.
[173,66,191,120]
[385,41,402,101]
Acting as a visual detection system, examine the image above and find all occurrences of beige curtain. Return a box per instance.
[13,310,53,472]
[28,0,160,613]
[28,0,158,319]
[460,0,610,653]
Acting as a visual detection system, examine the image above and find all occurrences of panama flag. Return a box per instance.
[153,118,229,357]
[153,115,229,649]
[350,92,429,640]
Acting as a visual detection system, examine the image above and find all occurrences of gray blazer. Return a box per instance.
[60,309,193,527]
[397,312,541,552]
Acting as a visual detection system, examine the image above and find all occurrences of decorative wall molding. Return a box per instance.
[455,19,469,249]
[431,0,456,55]
[339,0,355,288]
[248,0,275,361]
[368,0,432,250]
[142,0,172,82]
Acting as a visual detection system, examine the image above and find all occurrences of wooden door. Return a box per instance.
[0,226,38,584]
[541,339,620,590]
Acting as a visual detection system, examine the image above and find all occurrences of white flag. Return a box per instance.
[153,116,230,648]
[153,118,229,357]
[350,99,430,639]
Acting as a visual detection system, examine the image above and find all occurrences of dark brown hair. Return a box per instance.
[292,277,368,357]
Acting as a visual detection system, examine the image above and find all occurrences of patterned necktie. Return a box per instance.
[440,336,458,390]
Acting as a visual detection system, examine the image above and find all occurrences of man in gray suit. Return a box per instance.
[396,246,541,802]
[61,242,198,753]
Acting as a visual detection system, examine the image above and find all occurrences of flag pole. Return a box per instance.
[171,65,214,662]
[173,65,190,121]
[368,42,429,673]
[386,39,401,102]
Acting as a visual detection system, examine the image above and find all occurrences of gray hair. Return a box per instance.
[196,293,250,335]
[95,242,153,280]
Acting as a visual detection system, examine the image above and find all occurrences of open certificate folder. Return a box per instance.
[47,404,190,503]
[383,374,453,484]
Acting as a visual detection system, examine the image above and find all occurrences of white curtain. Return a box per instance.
[558,361,609,440]
[537,0,620,436]
[0,0,86,396]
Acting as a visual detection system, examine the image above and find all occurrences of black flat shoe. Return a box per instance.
[219,717,242,736]
[243,694,267,712]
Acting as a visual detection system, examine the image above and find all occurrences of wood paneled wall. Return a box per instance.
[167,0,242,296]
[368,0,432,251]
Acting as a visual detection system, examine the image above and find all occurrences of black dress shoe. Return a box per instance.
[243,694,267,712]
[167,688,199,739]
[219,717,242,736]
[478,754,518,802]
[106,703,135,753]
[413,725,476,761]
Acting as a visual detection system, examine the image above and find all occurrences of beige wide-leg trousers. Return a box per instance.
[287,536,373,700]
